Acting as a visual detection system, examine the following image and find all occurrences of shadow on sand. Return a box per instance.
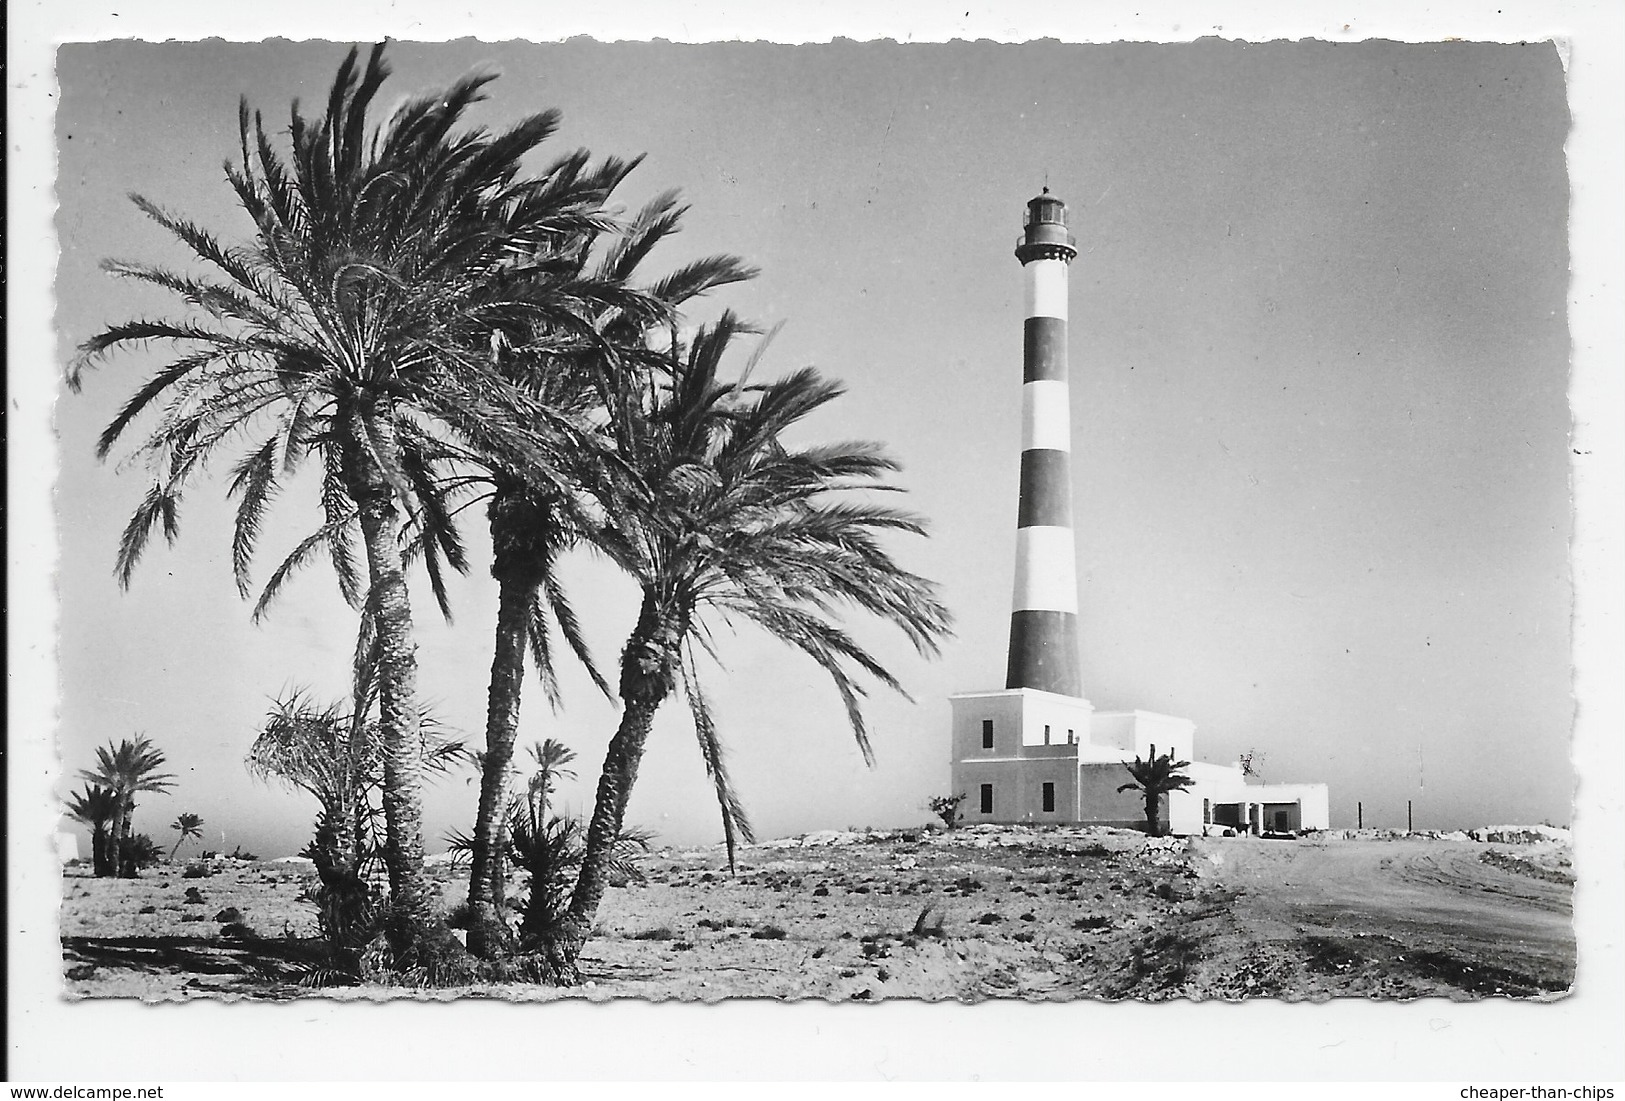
[62,933,340,997]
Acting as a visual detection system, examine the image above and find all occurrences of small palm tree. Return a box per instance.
[531,313,953,978]
[1117,744,1196,837]
[80,736,175,877]
[511,813,653,958]
[521,738,578,819]
[247,688,465,950]
[65,784,120,877]
[168,812,205,859]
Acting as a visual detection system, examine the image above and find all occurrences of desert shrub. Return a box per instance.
[220,921,257,940]
[1072,915,1111,931]
[182,863,212,879]
[928,793,966,829]
[228,846,259,862]
[750,924,788,940]
[214,907,244,923]
[631,926,675,941]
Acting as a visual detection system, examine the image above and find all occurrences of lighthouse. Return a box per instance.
[1007,189,1083,698]
[946,189,1330,836]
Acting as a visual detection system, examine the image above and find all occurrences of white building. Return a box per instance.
[948,688,1330,835]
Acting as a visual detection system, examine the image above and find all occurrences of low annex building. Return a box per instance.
[953,191,1329,837]
[948,689,1329,835]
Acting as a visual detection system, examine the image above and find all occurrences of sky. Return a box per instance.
[48,36,1575,860]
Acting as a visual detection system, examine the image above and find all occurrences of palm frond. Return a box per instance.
[680,644,754,870]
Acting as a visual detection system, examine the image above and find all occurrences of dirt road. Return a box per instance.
[1174,835,1575,999]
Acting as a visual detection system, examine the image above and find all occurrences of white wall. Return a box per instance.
[950,689,1095,823]
[1248,782,1331,830]
[949,689,1094,758]
[1092,710,1196,763]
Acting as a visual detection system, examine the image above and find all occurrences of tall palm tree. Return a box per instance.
[68,44,641,966]
[459,190,754,958]
[65,784,120,877]
[525,313,953,978]
[80,736,174,878]
[1117,744,1196,837]
[168,812,205,859]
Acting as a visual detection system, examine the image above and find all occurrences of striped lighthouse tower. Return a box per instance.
[1006,189,1084,698]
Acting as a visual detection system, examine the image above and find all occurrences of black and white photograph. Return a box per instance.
[9,0,1624,1085]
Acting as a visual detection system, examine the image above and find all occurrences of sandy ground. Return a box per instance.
[58,824,1574,1002]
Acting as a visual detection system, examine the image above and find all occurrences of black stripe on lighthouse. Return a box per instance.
[1006,610,1083,697]
[1017,449,1073,529]
[1023,317,1067,383]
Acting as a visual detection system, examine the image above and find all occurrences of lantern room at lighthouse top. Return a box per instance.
[1015,189,1077,263]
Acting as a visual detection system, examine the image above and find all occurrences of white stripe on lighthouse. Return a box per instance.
[1011,526,1079,613]
[1021,379,1072,453]
[1023,258,1069,319]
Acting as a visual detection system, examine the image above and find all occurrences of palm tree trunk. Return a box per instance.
[91,827,111,877]
[466,572,532,958]
[544,592,683,979]
[344,411,444,966]
[116,798,135,877]
[1145,790,1159,837]
[314,803,369,948]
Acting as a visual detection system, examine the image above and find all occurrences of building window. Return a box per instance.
[1043,724,1052,744]
[1067,729,1076,744]
[1203,798,1212,825]
[1042,782,1056,813]
[980,783,994,815]
[981,720,994,750]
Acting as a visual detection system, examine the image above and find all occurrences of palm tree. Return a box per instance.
[68,44,640,967]
[1117,744,1196,837]
[168,812,205,859]
[79,736,175,878]
[449,738,573,861]
[523,313,953,978]
[459,191,753,958]
[247,693,375,876]
[521,738,578,815]
[247,689,465,949]
[65,784,120,877]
